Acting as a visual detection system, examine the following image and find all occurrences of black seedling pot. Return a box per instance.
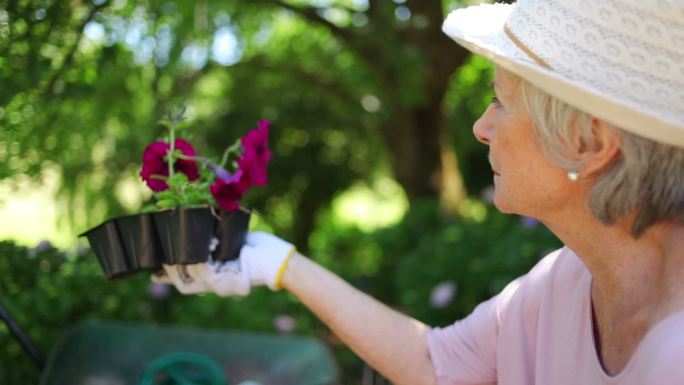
[212,208,251,262]
[80,219,131,279]
[153,207,251,265]
[115,213,165,271]
[81,207,251,279]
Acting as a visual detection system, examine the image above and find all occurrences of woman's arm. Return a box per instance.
[156,233,440,384]
[282,252,438,385]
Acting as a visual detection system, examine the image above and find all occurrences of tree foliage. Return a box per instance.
[0,1,546,384]
[1,0,495,249]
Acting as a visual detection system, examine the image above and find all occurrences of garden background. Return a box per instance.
[0,0,561,383]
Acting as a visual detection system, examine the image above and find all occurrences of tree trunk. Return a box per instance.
[375,0,470,214]
[263,0,473,214]
[380,103,466,214]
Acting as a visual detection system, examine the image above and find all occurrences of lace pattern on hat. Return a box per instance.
[507,0,684,126]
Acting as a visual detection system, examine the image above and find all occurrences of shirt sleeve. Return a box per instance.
[427,295,500,385]
[426,248,565,385]
[426,274,527,385]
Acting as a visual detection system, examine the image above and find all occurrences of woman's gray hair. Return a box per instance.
[519,79,684,237]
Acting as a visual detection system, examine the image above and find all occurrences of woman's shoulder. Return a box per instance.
[496,246,590,319]
[521,246,589,289]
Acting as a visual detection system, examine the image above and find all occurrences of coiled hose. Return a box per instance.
[138,352,228,385]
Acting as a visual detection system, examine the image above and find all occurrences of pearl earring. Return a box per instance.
[567,171,580,182]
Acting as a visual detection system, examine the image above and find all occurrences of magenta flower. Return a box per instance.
[238,120,271,186]
[140,118,270,211]
[140,138,200,192]
[173,139,200,181]
[210,170,249,212]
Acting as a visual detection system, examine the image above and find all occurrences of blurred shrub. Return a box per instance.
[0,200,561,384]
[0,242,318,384]
[388,202,561,326]
[0,242,151,383]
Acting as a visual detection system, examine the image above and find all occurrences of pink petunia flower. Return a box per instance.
[140,138,199,192]
[273,314,296,333]
[210,170,249,212]
[148,282,171,299]
[238,120,271,186]
[430,281,457,309]
[173,138,200,181]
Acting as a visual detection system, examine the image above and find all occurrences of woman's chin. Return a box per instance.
[491,194,517,215]
[491,195,508,212]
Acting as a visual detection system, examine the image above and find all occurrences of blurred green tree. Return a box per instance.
[0,0,495,251]
[0,2,560,384]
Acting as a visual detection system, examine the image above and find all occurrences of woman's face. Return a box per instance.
[473,68,573,218]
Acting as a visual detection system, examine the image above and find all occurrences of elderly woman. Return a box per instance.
[157,0,684,384]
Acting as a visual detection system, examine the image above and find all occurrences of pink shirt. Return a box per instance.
[427,247,684,384]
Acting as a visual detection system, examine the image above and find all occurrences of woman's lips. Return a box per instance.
[489,157,500,176]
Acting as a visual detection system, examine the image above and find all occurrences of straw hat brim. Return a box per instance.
[443,4,684,148]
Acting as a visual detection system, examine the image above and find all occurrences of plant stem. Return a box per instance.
[220,138,242,168]
[167,106,186,194]
[168,114,176,181]
[177,154,199,161]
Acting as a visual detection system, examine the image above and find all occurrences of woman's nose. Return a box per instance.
[473,107,493,145]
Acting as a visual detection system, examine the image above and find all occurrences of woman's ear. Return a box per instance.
[579,118,622,179]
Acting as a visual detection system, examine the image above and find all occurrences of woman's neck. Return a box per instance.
[544,210,684,375]
[546,211,684,321]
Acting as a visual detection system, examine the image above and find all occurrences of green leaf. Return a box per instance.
[170,149,186,158]
[155,190,177,200]
[166,173,189,190]
[141,203,158,212]
[156,199,178,209]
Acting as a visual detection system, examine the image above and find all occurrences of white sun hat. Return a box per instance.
[442,0,684,148]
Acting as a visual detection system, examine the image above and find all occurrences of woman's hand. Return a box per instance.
[152,232,296,296]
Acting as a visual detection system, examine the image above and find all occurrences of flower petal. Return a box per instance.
[210,171,248,212]
[173,138,200,181]
[141,141,170,191]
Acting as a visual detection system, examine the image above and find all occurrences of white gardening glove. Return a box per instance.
[151,258,252,296]
[240,231,297,290]
[152,232,296,296]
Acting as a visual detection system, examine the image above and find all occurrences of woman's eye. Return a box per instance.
[491,96,502,107]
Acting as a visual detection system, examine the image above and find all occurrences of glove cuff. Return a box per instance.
[272,247,297,290]
[241,232,297,290]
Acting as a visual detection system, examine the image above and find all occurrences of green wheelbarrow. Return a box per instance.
[1,304,339,385]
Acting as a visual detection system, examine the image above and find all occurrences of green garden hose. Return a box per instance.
[138,352,228,385]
